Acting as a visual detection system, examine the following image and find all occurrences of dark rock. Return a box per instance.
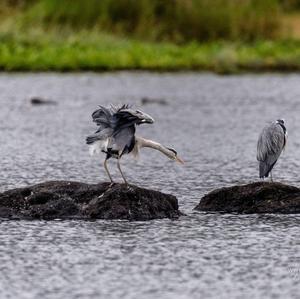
[30,97,57,105]
[141,97,168,106]
[0,181,181,220]
[194,182,300,214]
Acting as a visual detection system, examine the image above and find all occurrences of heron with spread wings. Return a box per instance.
[257,119,287,181]
[86,105,183,184]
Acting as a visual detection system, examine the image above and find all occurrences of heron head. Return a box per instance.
[276,119,285,125]
[132,109,155,125]
[115,106,154,125]
[276,119,287,135]
[166,147,184,164]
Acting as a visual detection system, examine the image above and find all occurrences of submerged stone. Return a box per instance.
[194,182,300,214]
[0,181,181,220]
[30,97,57,105]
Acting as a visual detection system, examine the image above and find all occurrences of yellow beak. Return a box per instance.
[175,156,184,164]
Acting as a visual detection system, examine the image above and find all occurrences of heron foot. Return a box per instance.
[126,185,134,192]
[108,182,116,188]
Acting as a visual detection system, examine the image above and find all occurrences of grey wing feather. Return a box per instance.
[86,128,113,144]
[91,104,129,129]
[257,123,285,177]
[92,105,115,128]
[86,105,135,153]
[109,126,135,155]
[86,106,115,145]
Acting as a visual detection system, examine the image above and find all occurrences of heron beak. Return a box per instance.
[141,113,154,124]
[175,156,184,164]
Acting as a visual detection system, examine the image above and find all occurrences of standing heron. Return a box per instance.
[86,105,184,184]
[257,119,287,181]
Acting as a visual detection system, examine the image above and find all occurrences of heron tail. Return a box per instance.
[86,135,98,145]
[259,161,276,178]
[86,135,108,155]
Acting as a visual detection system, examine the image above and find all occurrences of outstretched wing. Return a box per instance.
[86,127,113,145]
[86,104,137,155]
[257,122,285,177]
[86,106,115,145]
[92,105,116,129]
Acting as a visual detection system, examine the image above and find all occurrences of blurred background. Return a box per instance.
[0,0,299,73]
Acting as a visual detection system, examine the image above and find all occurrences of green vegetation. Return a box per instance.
[22,0,280,41]
[0,29,299,73]
[0,0,298,73]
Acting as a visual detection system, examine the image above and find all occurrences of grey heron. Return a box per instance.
[257,119,287,181]
[86,105,184,184]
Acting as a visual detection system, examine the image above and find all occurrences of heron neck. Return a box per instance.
[136,137,173,158]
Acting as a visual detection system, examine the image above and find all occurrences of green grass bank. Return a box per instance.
[0,0,299,73]
[0,30,299,73]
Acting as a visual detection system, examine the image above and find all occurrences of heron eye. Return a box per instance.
[167,147,177,155]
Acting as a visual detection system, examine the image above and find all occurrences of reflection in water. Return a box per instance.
[0,73,300,298]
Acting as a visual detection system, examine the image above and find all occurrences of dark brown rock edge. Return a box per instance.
[0,181,182,220]
[194,182,300,214]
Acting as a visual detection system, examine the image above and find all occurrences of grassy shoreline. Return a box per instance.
[0,1,299,73]
[0,30,299,73]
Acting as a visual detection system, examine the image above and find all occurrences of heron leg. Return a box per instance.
[270,171,273,182]
[104,158,113,183]
[117,158,128,185]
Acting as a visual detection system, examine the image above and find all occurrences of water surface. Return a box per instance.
[0,72,299,298]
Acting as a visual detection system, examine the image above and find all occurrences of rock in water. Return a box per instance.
[140,97,168,106]
[30,97,57,105]
[0,181,181,220]
[194,182,300,214]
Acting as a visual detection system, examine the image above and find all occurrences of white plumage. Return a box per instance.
[88,139,109,156]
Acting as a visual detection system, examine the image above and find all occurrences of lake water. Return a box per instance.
[0,72,299,298]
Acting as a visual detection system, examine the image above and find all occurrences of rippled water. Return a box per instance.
[0,72,300,298]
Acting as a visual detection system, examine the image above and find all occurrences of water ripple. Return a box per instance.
[0,72,300,298]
